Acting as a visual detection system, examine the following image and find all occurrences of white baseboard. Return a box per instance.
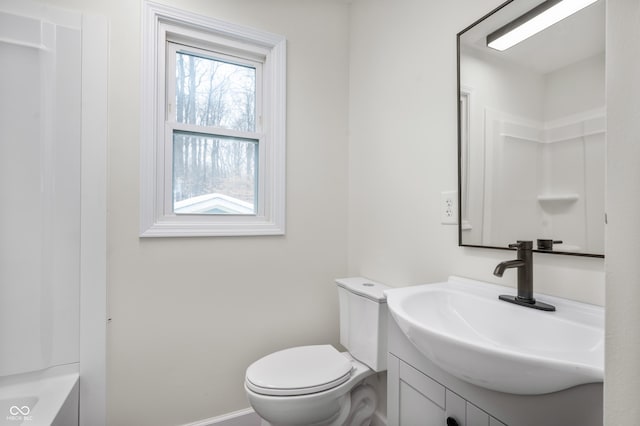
[180,408,261,426]
[181,407,386,426]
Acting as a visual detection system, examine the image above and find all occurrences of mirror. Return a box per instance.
[457,0,605,257]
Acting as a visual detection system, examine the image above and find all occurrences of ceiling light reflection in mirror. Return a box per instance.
[487,0,599,51]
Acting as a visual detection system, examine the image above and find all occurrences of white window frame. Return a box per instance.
[141,1,286,237]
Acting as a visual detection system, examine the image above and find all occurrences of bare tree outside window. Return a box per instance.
[172,51,258,214]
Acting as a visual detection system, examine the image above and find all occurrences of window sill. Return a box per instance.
[140,217,285,237]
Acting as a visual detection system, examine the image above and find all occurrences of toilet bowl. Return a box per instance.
[245,277,389,426]
[245,346,376,426]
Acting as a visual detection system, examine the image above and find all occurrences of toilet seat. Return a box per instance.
[245,345,353,396]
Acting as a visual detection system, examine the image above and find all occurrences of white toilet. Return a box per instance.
[244,277,389,426]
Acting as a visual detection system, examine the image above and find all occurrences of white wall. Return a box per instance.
[461,47,544,119]
[605,0,640,423]
[543,53,605,121]
[460,47,544,246]
[38,0,350,424]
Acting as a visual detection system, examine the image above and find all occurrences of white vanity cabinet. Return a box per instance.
[389,354,506,426]
[387,317,603,426]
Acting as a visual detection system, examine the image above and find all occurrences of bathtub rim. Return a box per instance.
[0,363,79,426]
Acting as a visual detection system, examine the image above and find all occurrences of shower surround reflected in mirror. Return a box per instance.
[457,0,605,257]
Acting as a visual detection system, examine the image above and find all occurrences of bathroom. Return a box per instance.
[0,0,637,425]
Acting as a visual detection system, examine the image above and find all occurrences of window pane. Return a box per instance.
[175,51,256,132]
[173,131,258,215]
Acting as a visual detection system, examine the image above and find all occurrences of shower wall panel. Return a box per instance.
[0,11,81,377]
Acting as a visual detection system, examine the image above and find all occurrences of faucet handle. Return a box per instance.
[508,240,533,250]
[537,239,563,250]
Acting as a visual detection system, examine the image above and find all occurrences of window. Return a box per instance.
[141,2,286,237]
[168,45,260,215]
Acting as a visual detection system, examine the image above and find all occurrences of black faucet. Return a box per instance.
[493,241,555,311]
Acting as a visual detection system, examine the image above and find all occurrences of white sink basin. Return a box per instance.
[385,276,604,395]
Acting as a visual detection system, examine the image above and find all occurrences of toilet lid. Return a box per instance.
[245,345,353,396]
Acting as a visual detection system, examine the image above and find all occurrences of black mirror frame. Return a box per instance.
[455,0,604,259]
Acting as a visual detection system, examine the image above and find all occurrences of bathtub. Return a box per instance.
[0,364,78,426]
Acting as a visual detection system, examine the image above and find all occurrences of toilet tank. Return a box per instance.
[336,277,389,372]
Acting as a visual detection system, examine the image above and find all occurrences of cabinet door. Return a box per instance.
[399,380,446,425]
[389,356,447,425]
[445,390,466,426]
[466,403,489,426]
[387,354,505,426]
